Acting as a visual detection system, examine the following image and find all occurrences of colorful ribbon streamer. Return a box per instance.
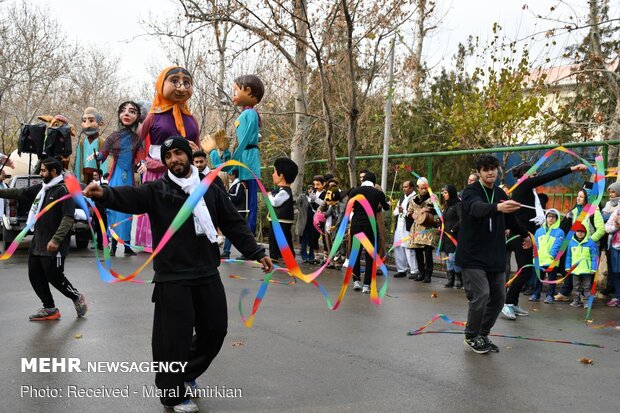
[407,314,604,348]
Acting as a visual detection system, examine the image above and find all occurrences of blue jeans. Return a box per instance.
[532,266,557,298]
[446,252,457,271]
[222,238,232,257]
[609,247,620,299]
[299,233,315,262]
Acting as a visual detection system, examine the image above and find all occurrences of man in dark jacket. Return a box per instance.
[0,157,87,321]
[84,137,273,413]
[348,172,390,294]
[456,155,531,354]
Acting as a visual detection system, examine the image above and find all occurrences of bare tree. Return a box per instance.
[340,0,415,187]
[179,0,329,195]
[587,0,620,169]
[0,1,75,153]
[410,0,436,105]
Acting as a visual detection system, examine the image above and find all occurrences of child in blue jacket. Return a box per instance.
[531,209,565,303]
[565,222,598,308]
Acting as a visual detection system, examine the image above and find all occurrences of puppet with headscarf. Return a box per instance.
[91,101,144,255]
[74,107,108,183]
[135,66,200,249]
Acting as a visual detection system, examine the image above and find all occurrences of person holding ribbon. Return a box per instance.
[136,66,201,250]
[0,157,87,321]
[349,172,390,294]
[84,137,272,413]
[456,155,531,354]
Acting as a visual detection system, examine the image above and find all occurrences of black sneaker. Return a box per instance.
[464,336,491,354]
[481,335,499,353]
[73,294,88,318]
[394,271,406,278]
[124,247,137,256]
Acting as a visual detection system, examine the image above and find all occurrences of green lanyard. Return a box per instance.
[480,181,495,232]
[479,181,495,204]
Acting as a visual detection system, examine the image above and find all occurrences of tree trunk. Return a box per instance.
[342,0,358,188]
[411,0,427,105]
[290,0,312,196]
[317,68,337,175]
[588,0,620,174]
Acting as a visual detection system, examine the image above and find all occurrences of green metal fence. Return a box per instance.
[306,140,620,183]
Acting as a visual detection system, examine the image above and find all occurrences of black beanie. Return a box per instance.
[160,136,193,162]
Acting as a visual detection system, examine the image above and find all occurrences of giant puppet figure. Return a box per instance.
[135,66,201,249]
[89,101,144,256]
[74,107,108,183]
[204,75,264,234]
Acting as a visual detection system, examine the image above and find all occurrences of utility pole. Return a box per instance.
[381,36,396,192]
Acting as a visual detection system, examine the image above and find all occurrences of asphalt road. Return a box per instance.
[1,248,619,413]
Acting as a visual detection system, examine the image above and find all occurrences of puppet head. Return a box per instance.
[233,75,264,107]
[80,107,103,137]
[37,114,75,169]
[159,66,193,105]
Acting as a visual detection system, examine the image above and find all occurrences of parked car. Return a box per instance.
[2,174,90,250]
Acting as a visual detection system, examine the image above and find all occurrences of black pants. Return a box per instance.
[462,268,505,338]
[28,254,80,309]
[151,279,228,406]
[505,242,533,305]
[268,222,294,260]
[415,246,434,277]
[351,224,375,286]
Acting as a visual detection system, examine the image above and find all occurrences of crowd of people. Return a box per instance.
[295,156,620,354]
[1,63,619,410]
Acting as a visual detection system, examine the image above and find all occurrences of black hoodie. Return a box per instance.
[455,182,528,272]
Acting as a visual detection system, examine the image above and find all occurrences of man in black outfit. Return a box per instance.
[0,157,87,321]
[456,155,531,354]
[84,137,273,413]
[348,172,389,294]
[501,160,586,320]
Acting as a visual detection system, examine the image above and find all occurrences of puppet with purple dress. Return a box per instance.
[135,66,201,249]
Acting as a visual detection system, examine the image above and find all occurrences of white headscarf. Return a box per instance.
[27,175,64,229]
[167,165,218,242]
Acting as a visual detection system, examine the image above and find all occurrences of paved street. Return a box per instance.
[1,248,619,413]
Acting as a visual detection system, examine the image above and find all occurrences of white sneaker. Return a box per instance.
[353,280,362,291]
[362,285,370,294]
[512,305,529,316]
[501,304,516,320]
[165,399,199,413]
[343,258,349,268]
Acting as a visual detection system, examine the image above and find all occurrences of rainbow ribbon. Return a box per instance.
[6,147,608,330]
[407,314,604,348]
[0,193,73,260]
[107,214,153,253]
